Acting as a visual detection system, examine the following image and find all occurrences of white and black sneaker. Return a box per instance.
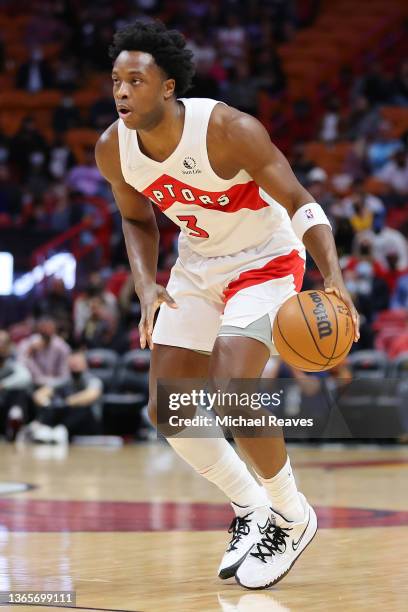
[235,494,317,589]
[218,502,270,580]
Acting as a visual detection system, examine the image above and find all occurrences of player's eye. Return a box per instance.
[132,79,142,85]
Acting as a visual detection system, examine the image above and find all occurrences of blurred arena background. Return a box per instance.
[1,0,408,442]
[0,1,408,610]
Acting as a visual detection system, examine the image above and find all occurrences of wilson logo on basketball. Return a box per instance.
[309,291,333,339]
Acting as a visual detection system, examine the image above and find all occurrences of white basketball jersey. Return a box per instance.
[117,97,303,258]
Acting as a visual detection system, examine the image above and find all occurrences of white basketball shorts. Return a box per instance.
[152,235,306,354]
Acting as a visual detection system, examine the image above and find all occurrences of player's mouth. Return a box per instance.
[117,106,132,118]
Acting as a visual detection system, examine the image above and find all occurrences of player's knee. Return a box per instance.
[147,400,158,428]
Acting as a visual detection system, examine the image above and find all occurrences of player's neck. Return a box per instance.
[137,99,185,163]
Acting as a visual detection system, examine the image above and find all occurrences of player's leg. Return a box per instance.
[150,261,265,511]
[208,333,302,519]
[211,310,317,588]
[148,343,268,509]
[148,343,270,578]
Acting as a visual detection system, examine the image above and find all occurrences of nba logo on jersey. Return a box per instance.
[305,208,314,219]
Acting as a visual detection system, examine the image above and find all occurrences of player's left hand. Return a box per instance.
[324,280,360,342]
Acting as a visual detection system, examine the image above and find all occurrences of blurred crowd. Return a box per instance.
[0,0,408,442]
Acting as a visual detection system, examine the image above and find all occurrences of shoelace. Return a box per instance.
[250,522,292,563]
[226,513,253,552]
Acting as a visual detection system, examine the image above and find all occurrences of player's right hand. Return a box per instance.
[138,284,177,350]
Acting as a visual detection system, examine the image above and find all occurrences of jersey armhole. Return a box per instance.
[200,102,249,186]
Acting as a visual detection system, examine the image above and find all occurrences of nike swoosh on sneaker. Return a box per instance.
[257,517,276,534]
[292,511,310,551]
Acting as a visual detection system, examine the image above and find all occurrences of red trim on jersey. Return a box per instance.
[142,174,270,213]
[223,249,305,303]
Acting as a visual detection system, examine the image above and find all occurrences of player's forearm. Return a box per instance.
[302,225,344,285]
[122,216,160,298]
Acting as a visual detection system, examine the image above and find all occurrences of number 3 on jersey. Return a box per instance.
[176,215,209,238]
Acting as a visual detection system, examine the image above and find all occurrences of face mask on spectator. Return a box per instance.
[355,261,373,279]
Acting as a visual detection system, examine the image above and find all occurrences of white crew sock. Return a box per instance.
[257,456,304,522]
[168,435,268,510]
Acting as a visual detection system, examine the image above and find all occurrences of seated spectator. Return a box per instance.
[66,147,104,196]
[33,278,73,340]
[390,273,408,309]
[380,252,408,294]
[345,96,379,140]
[367,120,401,173]
[30,351,102,443]
[53,55,80,92]
[355,217,408,270]
[222,64,260,115]
[305,168,333,211]
[354,62,394,107]
[89,81,117,130]
[79,295,117,349]
[290,142,315,185]
[376,149,408,203]
[73,272,118,339]
[343,259,389,323]
[48,135,76,180]
[334,180,384,222]
[18,317,71,387]
[319,98,342,143]
[253,48,286,97]
[53,95,82,133]
[343,139,370,182]
[0,331,31,438]
[345,240,385,278]
[348,195,374,233]
[216,14,248,68]
[9,116,48,180]
[16,48,54,92]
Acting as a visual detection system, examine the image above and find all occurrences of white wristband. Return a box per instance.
[291,203,332,241]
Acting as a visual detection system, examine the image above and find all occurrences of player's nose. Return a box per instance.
[116,81,130,98]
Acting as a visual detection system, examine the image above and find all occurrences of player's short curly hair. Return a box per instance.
[109,21,195,97]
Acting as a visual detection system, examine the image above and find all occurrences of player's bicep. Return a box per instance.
[111,180,155,224]
[95,124,155,224]
[227,115,312,216]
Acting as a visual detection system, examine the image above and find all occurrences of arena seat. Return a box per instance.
[389,352,408,377]
[86,349,119,391]
[101,351,149,436]
[120,349,151,373]
[346,350,389,378]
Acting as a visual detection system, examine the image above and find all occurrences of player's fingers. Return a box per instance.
[350,306,360,342]
[324,286,340,298]
[159,289,178,309]
[145,302,160,349]
[138,314,150,350]
[325,287,360,342]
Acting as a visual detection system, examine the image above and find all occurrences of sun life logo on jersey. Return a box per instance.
[182,156,201,175]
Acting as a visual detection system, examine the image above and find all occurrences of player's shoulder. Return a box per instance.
[209,103,269,149]
[96,119,119,155]
[95,120,121,182]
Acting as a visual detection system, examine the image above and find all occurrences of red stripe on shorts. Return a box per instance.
[223,249,305,304]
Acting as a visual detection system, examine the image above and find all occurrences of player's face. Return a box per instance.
[112,51,172,130]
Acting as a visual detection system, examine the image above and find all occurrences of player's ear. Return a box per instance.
[163,78,176,99]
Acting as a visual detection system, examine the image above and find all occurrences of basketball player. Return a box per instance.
[96,21,360,589]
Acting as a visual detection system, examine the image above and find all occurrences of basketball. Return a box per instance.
[273,290,354,372]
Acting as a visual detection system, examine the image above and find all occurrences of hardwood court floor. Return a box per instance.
[0,442,407,612]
